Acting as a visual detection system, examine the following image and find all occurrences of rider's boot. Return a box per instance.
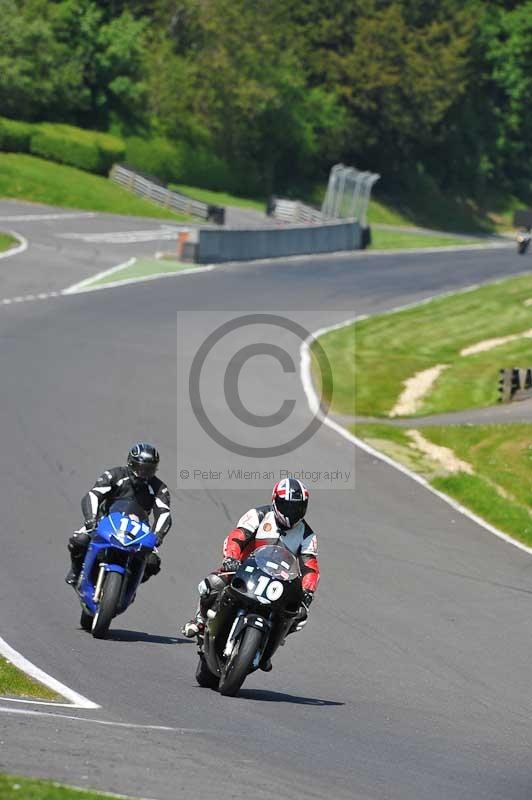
[182,577,218,638]
[65,566,80,586]
[66,530,90,587]
[182,613,205,638]
[260,658,273,672]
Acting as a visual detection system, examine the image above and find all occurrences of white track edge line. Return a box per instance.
[0,696,94,708]
[300,307,532,559]
[63,264,215,295]
[0,635,100,709]
[0,705,201,733]
[0,231,28,260]
[62,257,137,294]
[0,212,96,222]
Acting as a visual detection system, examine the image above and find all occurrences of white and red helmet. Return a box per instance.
[272,478,309,529]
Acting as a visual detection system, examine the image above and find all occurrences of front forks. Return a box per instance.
[93,564,107,603]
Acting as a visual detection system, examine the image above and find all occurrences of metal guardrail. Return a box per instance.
[321,163,380,225]
[269,198,324,225]
[109,164,224,222]
[498,368,532,402]
[268,164,380,227]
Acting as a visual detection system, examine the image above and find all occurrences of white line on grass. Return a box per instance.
[63,260,215,295]
[300,306,532,558]
[0,635,100,709]
[62,257,138,294]
[0,231,28,260]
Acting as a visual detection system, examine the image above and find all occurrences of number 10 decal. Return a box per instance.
[254,576,284,601]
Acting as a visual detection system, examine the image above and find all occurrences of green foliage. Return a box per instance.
[0,773,132,800]
[317,272,532,417]
[170,184,264,211]
[125,136,232,192]
[1,1,532,199]
[0,233,18,252]
[0,153,188,219]
[0,116,33,152]
[0,0,147,129]
[353,422,532,546]
[0,656,58,699]
[29,124,125,174]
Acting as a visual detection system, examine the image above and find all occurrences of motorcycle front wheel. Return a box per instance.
[219,626,262,697]
[91,572,122,639]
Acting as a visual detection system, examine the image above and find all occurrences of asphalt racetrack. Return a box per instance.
[1,201,532,799]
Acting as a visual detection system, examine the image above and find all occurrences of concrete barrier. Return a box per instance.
[196,220,363,263]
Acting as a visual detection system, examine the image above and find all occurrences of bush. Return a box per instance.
[180,144,233,192]
[0,117,34,153]
[125,137,187,185]
[125,136,235,192]
[30,124,125,174]
[93,131,126,173]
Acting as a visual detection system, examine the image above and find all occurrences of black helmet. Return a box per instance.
[127,442,160,480]
[272,477,309,529]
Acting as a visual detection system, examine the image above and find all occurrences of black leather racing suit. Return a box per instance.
[68,466,172,582]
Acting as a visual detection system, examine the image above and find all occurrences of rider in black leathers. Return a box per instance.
[65,443,172,586]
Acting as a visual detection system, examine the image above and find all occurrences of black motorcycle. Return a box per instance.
[517,228,531,254]
[196,544,303,696]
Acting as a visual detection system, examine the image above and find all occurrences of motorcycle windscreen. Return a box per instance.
[108,499,149,523]
[252,545,300,580]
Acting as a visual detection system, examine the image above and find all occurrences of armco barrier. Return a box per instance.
[109,164,225,223]
[196,220,362,263]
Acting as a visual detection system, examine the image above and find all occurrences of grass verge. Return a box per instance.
[0,774,137,800]
[369,229,483,250]
[0,154,191,221]
[0,656,58,700]
[170,183,264,212]
[0,232,18,253]
[315,272,532,417]
[78,257,202,290]
[353,423,532,546]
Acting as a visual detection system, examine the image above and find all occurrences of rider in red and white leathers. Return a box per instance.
[182,478,319,660]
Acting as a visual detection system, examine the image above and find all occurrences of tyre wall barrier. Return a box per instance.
[498,367,532,402]
[196,220,363,263]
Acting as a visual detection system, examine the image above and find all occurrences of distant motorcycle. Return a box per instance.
[196,544,303,696]
[517,228,531,254]
[75,499,157,638]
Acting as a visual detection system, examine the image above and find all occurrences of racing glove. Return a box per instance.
[221,557,241,573]
[293,593,313,633]
[302,590,314,609]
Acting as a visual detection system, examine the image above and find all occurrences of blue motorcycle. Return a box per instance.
[76,499,158,638]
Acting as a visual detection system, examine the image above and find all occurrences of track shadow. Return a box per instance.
[105,629,192,645]
[238,688,344,706]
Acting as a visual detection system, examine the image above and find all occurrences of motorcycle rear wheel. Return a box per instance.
[91,572,122,639]
[219,626,262,697]
[195,654,220,689]
[80,609,93,632]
